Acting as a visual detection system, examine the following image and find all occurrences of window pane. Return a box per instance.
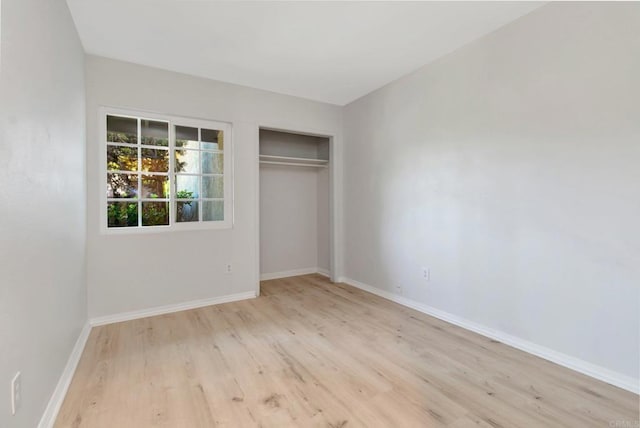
[201,129,223,150]
[141,120,168,146]
[107,145,138,171]
[175,175,199,199]
[107,173,138,198]
[107,115,137,144]
[107,201,138,227]
[203,200,224,222]
[175,139,198,149]
[142,175,169,198]
[141,148,169,172]
[176,200,198,223]
[202,176,223,198]
[175,126,198,149]
[175,149,199,173]
[202,152,223,174]
[175,125,198,140]
[142,201,169,226]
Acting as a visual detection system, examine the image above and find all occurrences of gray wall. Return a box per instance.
[0,0,87,426]
[259,129,329,160]
[343,2,640,382]
[260,164,321,275]
[85,56,342,318]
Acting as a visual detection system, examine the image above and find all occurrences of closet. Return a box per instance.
[259,128,330,280]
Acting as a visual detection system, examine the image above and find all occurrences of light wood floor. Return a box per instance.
[56,274,638,427]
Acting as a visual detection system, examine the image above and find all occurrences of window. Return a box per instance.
[102,109,232,232]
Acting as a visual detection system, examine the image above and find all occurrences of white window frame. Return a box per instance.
[99,107,233,234]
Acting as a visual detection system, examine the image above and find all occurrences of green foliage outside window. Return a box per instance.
[107,203,138,227]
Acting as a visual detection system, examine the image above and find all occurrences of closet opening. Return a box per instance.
[257,127,334,289]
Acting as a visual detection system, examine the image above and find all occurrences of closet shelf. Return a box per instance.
[259,154,328,168]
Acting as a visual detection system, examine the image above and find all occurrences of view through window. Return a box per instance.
[104,111,231,231]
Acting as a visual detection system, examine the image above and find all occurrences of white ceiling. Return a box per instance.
[66,1,543,105]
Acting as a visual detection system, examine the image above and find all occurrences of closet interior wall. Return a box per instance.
[259,129,330,279]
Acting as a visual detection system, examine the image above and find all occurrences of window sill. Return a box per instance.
[101,221,233,235]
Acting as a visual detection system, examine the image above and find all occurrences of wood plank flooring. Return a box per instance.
[56,274,639,427]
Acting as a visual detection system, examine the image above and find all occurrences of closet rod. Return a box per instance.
[259,160,328,168]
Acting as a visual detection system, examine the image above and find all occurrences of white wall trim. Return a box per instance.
[38,322,92,428]
[341,277,639,394]
[260,267,320,281]
[316,268,331,278]
[90,291,257,327]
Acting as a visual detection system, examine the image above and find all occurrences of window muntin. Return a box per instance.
[103,110,231,232]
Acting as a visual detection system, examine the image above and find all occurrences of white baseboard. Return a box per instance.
[341,277,639,394]
[38,322,91,428]
[260,267,320,281]
[90,291,258,327]
[316,268,331,278]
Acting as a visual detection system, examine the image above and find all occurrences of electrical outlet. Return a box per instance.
[395,284,403,295]
[422,267,430,281]
[225,263,232,274]
[11,372,21,415]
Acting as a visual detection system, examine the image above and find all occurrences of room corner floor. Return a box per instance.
[55,274,638,427]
